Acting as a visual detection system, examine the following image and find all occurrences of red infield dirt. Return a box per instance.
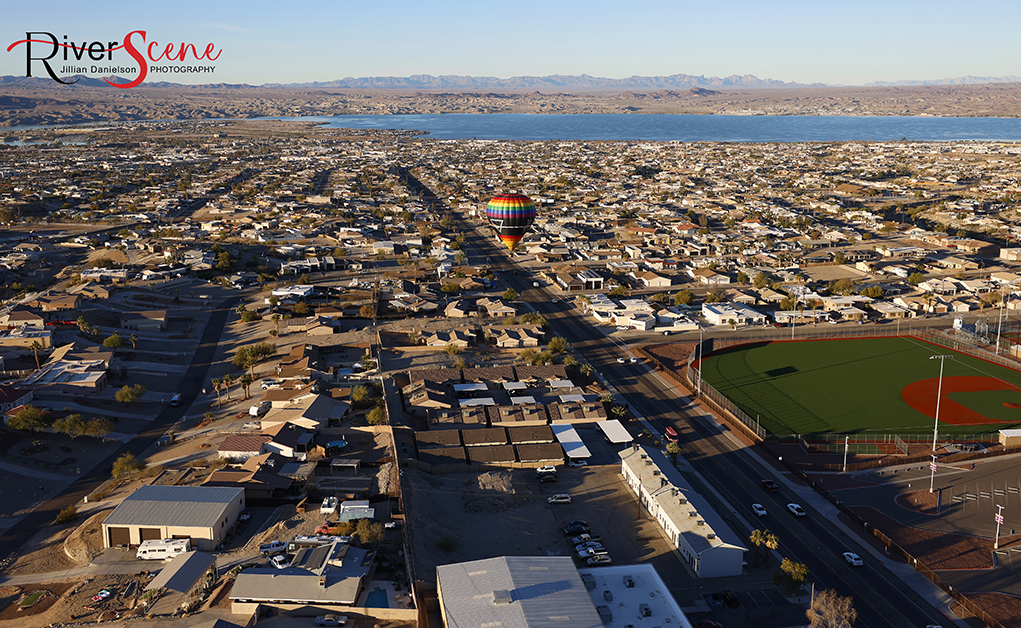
[901,376,1017,426]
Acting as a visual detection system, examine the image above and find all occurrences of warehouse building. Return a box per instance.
[102,485,245,551]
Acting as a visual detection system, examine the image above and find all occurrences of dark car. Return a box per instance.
[721,590,740,608]
[707,592,724,607]
[565,519,589,528]
[539,474,557,483]
[564,525,591,536]
[760,479,779,492]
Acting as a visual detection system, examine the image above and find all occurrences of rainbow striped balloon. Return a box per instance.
[486,193,536,251]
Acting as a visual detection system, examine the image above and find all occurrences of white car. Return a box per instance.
[548,494,571,504]
[271,554,289,570]
[616,357,627,364]
[536,465,557,475]
[577,547,609,558]
[567,459,587,468]
[261,378,281,389]
[314,615,348,627]
[752,503,767,517]
[571,534,600,545]
[843,552,863,567]
[551,298,558,303]
[787,503,807,517]
[628,357,638,363]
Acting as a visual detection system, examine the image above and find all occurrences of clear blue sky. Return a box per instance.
[2,0,1019,86]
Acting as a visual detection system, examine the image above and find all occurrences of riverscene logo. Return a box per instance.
[6,30,221,88]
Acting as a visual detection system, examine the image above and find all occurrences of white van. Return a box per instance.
[136,538,190,560]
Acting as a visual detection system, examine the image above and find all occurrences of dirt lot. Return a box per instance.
[0,573,147,627]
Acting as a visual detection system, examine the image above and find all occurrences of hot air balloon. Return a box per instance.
[486,193,536,251]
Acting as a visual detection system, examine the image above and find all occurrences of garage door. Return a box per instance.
[139,528,162,541]
[108,527,130,547]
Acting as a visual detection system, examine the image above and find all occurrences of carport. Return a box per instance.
[596,419,634,444]
[550,424,592,459]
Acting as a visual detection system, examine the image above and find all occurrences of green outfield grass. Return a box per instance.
[699,336,1021,436]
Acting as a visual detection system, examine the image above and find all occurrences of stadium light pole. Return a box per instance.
[930,354,953,452]
[996,285,1005,355]
[697,326,703,398]
[929,454,937,493]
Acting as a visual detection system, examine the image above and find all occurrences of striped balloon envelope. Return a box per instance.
[485,193,536,251]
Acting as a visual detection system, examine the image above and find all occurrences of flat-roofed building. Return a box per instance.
[619,445,745,578]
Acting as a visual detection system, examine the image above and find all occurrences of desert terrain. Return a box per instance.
[2,82,1021,127]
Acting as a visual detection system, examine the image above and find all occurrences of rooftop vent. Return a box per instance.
[493,590,512,605]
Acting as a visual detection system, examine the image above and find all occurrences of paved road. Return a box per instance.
[401,174,951,627]
[0,294,242,564]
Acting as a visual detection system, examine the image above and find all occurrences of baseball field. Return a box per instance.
[698,336,1021,436]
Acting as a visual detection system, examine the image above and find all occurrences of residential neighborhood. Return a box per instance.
[1,119,1021,628]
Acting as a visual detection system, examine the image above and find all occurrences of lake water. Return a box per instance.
[260,113,1021,142]
[8,113,1021,142]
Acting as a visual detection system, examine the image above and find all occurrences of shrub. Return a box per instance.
[55,505,78,524]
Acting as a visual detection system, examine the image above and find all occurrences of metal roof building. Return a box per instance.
[102,485,245,551]
[436,556,603,628]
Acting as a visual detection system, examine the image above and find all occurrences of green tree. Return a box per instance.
[352,385,372,408]
[736,271,749,284]
[129,333,139,349]
[753,272,770,289]
[608,286,628,298]
[833,251,846,264]
[112,452,146,477]
[908,272,925,286]
[704,289,725,304]
[53,413,87,440]
[502,288,518,301]
[519,348,539,365]
[367,406,386,425]
[241,310,261,322]
[239,373,254,399]
[359,304,375,317]
[84,417,113,439]
[293,302,311,315]
[444,343,461,355]
[115,384,146,405]
[548,336,568,354]
[673,290,693,306]
[763,530,779,568]
[8,405,51,434]
[775,557,809,595]
[354,518,386,545]
[103,332,126,352]
[453,356,469,369]
[441,283,461,294]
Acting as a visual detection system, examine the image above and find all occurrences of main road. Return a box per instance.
[405,172,951,628]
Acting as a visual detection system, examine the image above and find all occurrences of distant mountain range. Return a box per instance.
[1,72,1019,90]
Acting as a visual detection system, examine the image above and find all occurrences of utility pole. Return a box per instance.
[929,455,937,493]
[995,504,1005,549]
[842,436,849,473]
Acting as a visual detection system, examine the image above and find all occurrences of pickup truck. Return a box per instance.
[259,540,286,555]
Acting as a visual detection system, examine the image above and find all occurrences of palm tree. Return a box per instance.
[211,378,222,406]
[749,529,765,568]
[240,373,253,400]
[272,313,281,336]
[29,340,42,370]
[763,531,779,568]
[222,374,235,401]
[130,333,138,349]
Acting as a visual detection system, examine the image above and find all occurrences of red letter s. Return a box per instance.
[107,30,147,89]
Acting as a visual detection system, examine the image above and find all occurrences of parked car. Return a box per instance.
[843,552,863,566]
[259,541,286,555]
[761,479,779,492]
[721,589,740,608]
[616,357,626,363]
[575,541,603,551]
[548,494,571,504]
[170,393,181,407]
[242,421,261,430]
[628,357,638,363]
[271,554,289,570]
[707,592,724,607]
[787,503,807,517]
[314,615,347,627]
[587,555,613,566]
[567,459,587,468]
[539,474,557,483]
[565,519,588,528]
[577,548,609,558]
[571,534,600,545]
[536,465,557,475]
[752,503,767,517]
[261,378,281,390]
[564,525,591,536]
[664,426,678,442]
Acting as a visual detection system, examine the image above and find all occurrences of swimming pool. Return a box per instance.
[364,588,389,608]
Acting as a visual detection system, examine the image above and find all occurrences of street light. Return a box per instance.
[995,504,1005,549]
[929,454,937,494]
[930,354,953,452]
